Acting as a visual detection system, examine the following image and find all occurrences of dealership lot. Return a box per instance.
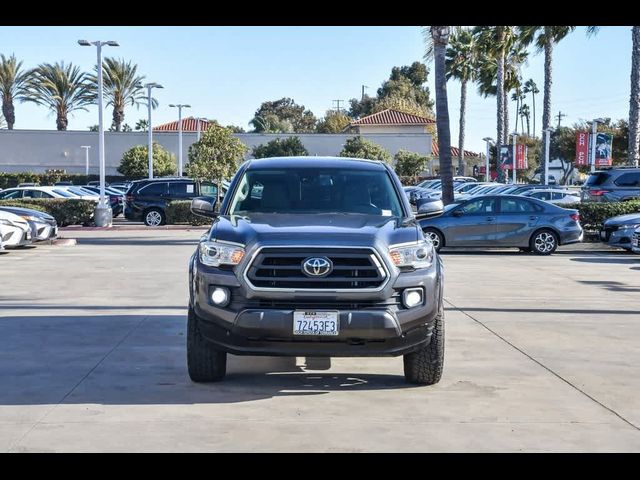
[1,230,639,452]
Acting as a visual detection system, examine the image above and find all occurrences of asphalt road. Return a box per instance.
[1,230,639,452]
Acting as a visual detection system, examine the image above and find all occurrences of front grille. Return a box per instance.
[245,247,387,290]
[243,292,401,310]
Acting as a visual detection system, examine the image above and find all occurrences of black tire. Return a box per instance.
[143,208,165,227]
[187,305,227,382]
[423,228,444,252]
[530,229,558,255]
[404,305,445,385]
[519,247,532,253]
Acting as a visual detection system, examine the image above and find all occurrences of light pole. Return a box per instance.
[169,104,191,177]
[196,117,207,141]
[590,118,606,173]
[511,133,518,184]
[81,146,91,177]
[78,39,118,227]
[482,137,493,182]
[145,82,163,179]
[543,127,554,185]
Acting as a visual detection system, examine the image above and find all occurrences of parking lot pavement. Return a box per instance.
[1,230,639,452]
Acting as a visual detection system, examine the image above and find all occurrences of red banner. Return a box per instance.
[516,144,527,169]
[575,131,589,166]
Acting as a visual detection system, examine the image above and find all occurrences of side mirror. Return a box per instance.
[415,199,444,220]
[191,196,218,218]
[452,209,464,217]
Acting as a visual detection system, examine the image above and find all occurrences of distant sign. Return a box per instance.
[516,144,527,170]
[593,132,613,166]
[575,131,589,167]
[500,144,527,170]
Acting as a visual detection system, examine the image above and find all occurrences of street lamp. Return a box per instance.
[590,118,606,173]
[78,39,119,227]
[511,132,518,184]
[543,127,555,185]
[196,117,208,141]
[145,82,163,179]
[482,137,494,182]
[81,146,91,177]
[169,104,191,177]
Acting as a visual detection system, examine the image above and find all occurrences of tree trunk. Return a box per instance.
[2,98,15,130]
[514,94,519,136]
[541,31,553,183]
[526,113,530,136]
[434,38,454,205]
[496,37,506,183]
[458,78,467,176]
[628,26,640,166]
[532,90,536,137]
[113,106,125,132]
[56,112,68,131]
[504,90,509,144]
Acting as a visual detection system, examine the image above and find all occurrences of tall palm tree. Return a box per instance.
[629,26,640,166]
[523,78,539,137]
[89,57,155,132]
[423,26,457,205]
[25,62,94,131]
[0,54,31,130]
[446,30,477,176]
[519,104,531,136]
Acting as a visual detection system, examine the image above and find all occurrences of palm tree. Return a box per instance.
[519,104,531,136]
[89,57,155,132]
[629,26,640,166]
[0,54,31,130]
[423,26,457,205]
[0,113,6,129]
[446,30,477,176]
[135,118,149,131]
[523,78,539,137]
[25,62,94,131]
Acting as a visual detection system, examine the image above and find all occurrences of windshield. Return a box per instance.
[584,172,610,186]
[52,189,74,197]
[228,168,404,217]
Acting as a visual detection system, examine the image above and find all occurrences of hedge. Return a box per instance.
[565,200,640,233]
[0,172,132,190]
[0,199,96,226]
[165,200,212,226]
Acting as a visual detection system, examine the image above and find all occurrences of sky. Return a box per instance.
[0,26,633,153]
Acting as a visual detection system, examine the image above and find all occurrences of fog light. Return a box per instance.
[402,288,423,308]
[211,287,230,307]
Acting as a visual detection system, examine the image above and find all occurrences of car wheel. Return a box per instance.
[404,304,444,385]
[144,208,165,227]
[530,229,558,255]
[423,228,444,252]
[187,305,227,383]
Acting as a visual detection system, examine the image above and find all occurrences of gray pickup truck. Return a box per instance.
[187,157,444,385]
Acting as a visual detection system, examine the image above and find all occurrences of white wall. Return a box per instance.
[358,125,428,134]
[0,130,432,175]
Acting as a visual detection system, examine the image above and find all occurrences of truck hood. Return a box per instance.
[210,213,420,250]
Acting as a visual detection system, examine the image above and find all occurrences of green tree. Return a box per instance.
[88,124,99,132]
[250,98,317,133]
[523,78,539,137]
[225,124,245,133]
[187,126,247,204]
[25,62,94,131]
[446,30,477,176]
[629,26,640,166]
[371,95,432,118]
[394,150,428,176]
[118,143,176,178]
[252,137,308,158]
[0,54,31,130]
[89,57,154,132]
[348,94,376,118]
[423,26,456,204]
[339,136,391,163]
[316,110,351,133]
[135,118,148,131]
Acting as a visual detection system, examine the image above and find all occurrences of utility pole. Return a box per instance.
[332,99,344,114]
[361,85,368,100]
[555,111,567,128]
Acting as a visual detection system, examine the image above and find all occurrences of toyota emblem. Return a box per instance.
[302,257,333,277]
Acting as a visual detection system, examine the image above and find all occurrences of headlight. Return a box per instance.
[199,240,245,267]
[620,224,640,229]
[20,215,38,222]
[0,219,11,226]
[389,239,434,269]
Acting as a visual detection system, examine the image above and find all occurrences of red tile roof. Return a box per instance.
[349,109,435,126]
[431,140,480,158]
[153,117,214,132]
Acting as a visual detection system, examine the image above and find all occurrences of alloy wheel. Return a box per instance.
[534,231,556,254]
[146,210,162,226]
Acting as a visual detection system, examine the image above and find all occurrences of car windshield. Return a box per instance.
[228,168,404,217]
[52,189,74,197]
[584,172,611,186]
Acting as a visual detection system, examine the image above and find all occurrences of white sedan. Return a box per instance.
[0,186,80,200]
[0,210,32,248]
[522,188,581,205]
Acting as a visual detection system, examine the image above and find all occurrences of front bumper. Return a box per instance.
[2,225,31,247]
[191,255,444,357]
[601,225,637,250]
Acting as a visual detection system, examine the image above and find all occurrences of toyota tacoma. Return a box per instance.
[187,157,444,385]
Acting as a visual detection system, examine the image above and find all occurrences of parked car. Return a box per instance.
[54,181,74,186]
[124,177,219,226]
[522,188,581,205]
[419,194,583,255]
[631,227,640,254]
[0,206,58,242]
[581,167,640,202]
[54,186,100,201]
[453,176,478,183]
[600,213,640,251]
[0,209,32,248]
[17,182,40,187]
[87,180,109,187]
[80,186,124,215]
[0,186,80,199]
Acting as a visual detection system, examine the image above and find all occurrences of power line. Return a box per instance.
[332,99,344,114]
[555,110,567,128]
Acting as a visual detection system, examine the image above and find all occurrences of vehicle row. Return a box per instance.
[0,206,58,251]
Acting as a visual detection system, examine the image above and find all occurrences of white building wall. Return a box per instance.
[358,125,428,134]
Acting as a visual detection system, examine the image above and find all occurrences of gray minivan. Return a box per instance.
[581,167,640,202]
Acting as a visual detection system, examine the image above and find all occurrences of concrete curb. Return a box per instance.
[51,238,77,246]
[60,225,209,232]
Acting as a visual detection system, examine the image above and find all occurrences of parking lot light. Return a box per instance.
[145,83,164,179]
[169,104,191,177]
[482,137,494,182]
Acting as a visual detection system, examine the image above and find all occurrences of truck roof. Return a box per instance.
[245,156,386,170]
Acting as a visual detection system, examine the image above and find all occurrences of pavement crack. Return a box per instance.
[6,315,149,452]
[444,298,640,432]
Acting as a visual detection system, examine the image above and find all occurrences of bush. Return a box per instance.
[251,137,309,158]
[394,150,428,176]
[340,137,392,163]
[165,200,212,226]
[118,143,176,178]
[0,199,96,226]
[565,200,640,233]
[0,172,128,189]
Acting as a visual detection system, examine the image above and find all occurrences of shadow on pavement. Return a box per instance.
[570,257,640,265]
[0,314,415,407]
[577,280,640,293]
[445,306,640,315]
[75,237,198,246]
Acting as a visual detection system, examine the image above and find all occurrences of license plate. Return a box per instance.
[633,238,639,247]
[293,311,339,336]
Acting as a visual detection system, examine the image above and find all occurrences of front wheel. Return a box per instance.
[404,306,445,385]
[144,208,165,227]
[423,228,444,252]
[187,305,227,382]
[530,229,558,255]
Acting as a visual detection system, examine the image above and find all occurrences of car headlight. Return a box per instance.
[199,240,245,267]
[389,239,434,269]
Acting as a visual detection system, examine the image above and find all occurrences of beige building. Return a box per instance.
[347,109,435,134]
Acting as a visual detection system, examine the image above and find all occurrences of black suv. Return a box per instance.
[581,167,640,202]
[124,178,218,226]
[187,157,445,385]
